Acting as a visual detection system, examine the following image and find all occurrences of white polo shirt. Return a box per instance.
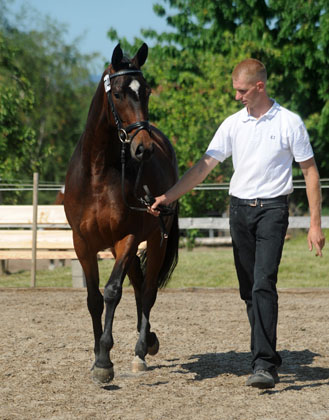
[205,101,314,199]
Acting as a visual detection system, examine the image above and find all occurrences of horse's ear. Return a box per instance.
[111,44,123,71]
[132,43,148,68]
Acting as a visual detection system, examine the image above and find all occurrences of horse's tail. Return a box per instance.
[140,205,179,289]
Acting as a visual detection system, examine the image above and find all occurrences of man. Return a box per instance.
[148,58,325,389]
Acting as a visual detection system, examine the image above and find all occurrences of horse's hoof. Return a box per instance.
[132,355,147,373]
[92,366,114,384]
[147,336,159,356]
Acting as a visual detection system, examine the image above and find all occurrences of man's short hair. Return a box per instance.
[232,58,267,84]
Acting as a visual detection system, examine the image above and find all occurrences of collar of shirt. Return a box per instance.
[241,100,280,123]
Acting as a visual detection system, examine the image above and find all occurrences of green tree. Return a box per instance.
[1,3,99,203]
[268,0,329,176]
[8,19,98,187]
[0,29,36,184]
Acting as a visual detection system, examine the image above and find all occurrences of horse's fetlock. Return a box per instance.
[135,340,147,359]
[100,335,114,352]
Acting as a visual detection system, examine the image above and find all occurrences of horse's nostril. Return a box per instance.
[134,143,154,161]
[135,144,145,159]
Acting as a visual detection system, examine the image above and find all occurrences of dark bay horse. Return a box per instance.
[64,43,179,384]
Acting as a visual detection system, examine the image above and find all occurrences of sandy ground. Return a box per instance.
[0,287,328,420]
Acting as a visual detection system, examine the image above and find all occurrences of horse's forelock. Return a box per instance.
[120,55,137,69]
[111,54,138,73]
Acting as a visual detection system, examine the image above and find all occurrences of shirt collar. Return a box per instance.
[241,100,280,122]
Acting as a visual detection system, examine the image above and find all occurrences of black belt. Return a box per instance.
[230,195,288,207]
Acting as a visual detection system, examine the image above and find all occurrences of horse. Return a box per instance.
[64,43,179,384]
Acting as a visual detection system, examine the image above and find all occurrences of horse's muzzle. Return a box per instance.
[131,141,154,162]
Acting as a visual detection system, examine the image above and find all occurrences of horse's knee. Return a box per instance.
[103,282,122,303]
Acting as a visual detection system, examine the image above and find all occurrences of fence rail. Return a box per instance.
[1,179,329,192]
[179,216,329,230]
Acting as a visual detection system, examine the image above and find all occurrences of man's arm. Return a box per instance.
[148,154,219,216]
[299,157,325,256]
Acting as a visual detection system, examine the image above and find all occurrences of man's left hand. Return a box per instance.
[308,226,325,256]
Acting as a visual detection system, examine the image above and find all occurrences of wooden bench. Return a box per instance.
[0,205,114,286]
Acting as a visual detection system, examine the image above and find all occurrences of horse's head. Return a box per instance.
[103,43,154,162]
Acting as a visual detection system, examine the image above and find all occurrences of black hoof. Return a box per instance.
[92,366,114,384]
[147,332,159,356]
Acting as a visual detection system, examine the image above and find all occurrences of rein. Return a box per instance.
[103,69,173,242]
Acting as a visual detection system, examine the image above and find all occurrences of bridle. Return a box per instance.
[103,68,173,241]
[103,69,151,144]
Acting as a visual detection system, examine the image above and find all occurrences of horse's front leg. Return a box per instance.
[73,234,104,378]
[93,238,137,383]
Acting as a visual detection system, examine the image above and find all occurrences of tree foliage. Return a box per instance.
[0,28,36,182]
[1,3,98,202]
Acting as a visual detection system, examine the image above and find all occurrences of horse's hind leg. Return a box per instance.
[131,238,166,372]
[128,254,160,372]
[128,255,144,332]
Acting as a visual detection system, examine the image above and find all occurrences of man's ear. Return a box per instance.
[256,81,265,92]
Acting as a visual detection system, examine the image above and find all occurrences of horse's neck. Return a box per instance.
[85,80,108,134]
[81,81,120,173]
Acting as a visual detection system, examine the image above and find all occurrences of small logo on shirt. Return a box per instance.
[270,135,276,140]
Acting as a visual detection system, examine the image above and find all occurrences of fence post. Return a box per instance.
[31,172,38,288]
[71,259,86,288]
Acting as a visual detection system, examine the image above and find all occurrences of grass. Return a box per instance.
[0,231,328,289]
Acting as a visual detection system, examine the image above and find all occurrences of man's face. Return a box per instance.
[232,76,261,110]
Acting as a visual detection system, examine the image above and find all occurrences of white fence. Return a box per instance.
[179,216,329,230]
[1,178,329,192]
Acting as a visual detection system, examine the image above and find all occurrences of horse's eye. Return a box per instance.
[114,93,120,99]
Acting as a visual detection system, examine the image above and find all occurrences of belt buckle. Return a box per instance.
[249,199,258,207]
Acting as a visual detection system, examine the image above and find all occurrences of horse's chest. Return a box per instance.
[80,203,141,243]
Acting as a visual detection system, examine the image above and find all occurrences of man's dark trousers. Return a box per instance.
[229,196,289,372]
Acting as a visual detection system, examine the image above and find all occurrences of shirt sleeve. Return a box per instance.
[205,119,232,163]
[291,121,314,162]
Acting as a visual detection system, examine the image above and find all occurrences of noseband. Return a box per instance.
[103,69,151,143]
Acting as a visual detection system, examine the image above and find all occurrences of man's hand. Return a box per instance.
[308,226,325,257]
[147,194,168,217]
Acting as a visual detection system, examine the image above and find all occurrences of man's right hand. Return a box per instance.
[147,194,168,217]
